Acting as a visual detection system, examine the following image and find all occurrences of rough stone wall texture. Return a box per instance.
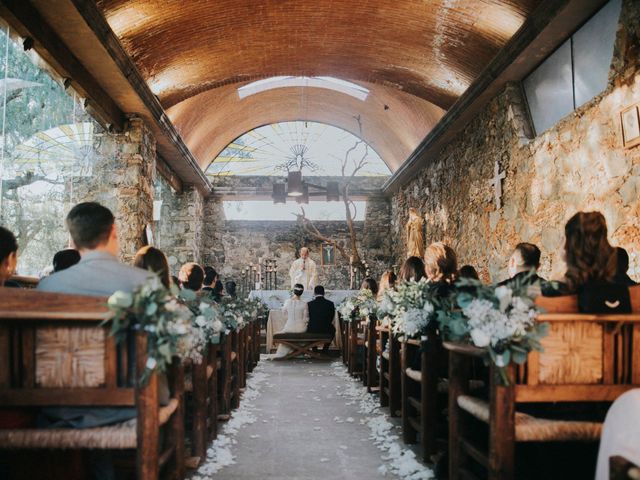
[155,181,205,273]
[201,197,394,290]
[72,116,156,263]
[392,0,640,283]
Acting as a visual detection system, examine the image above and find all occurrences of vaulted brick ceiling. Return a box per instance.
[97,0,541,171]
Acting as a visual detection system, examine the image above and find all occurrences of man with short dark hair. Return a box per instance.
[36,202,159,480]
[499,242,545,286]
[307,285,335,352]
[38,202,152,295]
[202,266,218,293]
[613,247,638,286]
[179,262,205,291]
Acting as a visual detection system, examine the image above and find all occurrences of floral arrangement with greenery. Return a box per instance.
[338,289,378,321]
[216,295,268,331]
[377,278,454,337]
[436,277,549,383]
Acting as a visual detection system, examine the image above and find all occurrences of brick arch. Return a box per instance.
[166,81,446,171]
[98,0,541,110]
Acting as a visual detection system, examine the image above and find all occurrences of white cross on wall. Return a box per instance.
[489,161,506,210]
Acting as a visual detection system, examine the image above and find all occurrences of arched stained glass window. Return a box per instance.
[206,121,391,177]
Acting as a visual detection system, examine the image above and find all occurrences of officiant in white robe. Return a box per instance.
[289,247,317,290]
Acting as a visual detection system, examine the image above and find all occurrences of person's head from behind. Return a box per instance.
[564,211,616,291]
[314,285,325,297]
[213,280,224,296]
[293,283,304,297]
[0,226,18,286]
[508,242,541,278]
[225,280,237,298]
[66,202,118,255]
[134,246,170,288]
[179,262,204,291]
[399,256,426,282]
[424,242,458,284]
[378,270,397,298]
[360,277,379,295]
[459,264,479,280]
[203,266,218,287]
[616,247,630,275]
[53,249,80,273]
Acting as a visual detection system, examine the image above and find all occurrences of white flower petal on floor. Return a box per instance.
[330,361,435,480]
[193,367,270,479]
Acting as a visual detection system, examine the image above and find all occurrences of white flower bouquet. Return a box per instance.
[377,278,446,338]
[436,277,549,384]
[338,289,378,321]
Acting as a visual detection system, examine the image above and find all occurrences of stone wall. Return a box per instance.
[156,181,205,274]
[72,116,156,263]
[201,197,394,290]
[392,0,640,283]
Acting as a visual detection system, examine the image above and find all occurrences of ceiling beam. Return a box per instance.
[382,0,608,194]
[0,0,125,131]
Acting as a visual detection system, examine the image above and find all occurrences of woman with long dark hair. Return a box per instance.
[134,246,171,289]
[399,256,426,282]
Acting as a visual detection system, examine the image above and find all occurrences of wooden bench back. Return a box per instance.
[514,286,640,402]
[0,288,141,408]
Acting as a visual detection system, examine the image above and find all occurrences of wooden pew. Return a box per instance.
[348,319,365,378]
[217,330,238,417]
[0,288,185,480]
[401,336,443,462]
[184,342,218,467]
[447,286,640,480]
[364,317,380,392]
[378,325,402,416]
[339,314,348,365]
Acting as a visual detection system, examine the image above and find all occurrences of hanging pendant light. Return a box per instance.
[272,183,286,204]
[296,183,309,204]
[287,171,303,196]
[326,181,340,201]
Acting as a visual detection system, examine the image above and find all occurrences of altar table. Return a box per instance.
[266,309,342,351]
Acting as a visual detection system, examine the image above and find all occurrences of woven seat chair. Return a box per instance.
[447,286,640,480]
[0,289,185,480]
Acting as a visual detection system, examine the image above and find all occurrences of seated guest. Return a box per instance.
[38,203,152,297]
[377,270,397,300]
[0,226,18,287]
[399,256,426,282]
[545,211,618,297]
[459,264,479,280]
[499,242,545,286]
[307,285,336,352]
[424,241,458,295]
[613,247,637,286]
[52,248,81,273]
[36,202,160,480]
[360,277,379,296]
[207,279,224,303]
[134,246,171,288]
[179,262,204,292]
[225,280,237,298]
[202,266,218,293]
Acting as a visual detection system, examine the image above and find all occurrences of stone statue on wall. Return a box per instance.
[405,207,425,259]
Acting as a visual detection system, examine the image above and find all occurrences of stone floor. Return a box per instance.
[212,357,398,480]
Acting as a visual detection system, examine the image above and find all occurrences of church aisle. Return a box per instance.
[192,358,433,480]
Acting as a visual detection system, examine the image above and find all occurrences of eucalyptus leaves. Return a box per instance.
[107,278,265,382]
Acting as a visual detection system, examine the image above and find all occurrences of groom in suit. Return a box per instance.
[307,285,336,352]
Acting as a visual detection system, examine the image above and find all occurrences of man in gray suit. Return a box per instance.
[37,202,158,480]
[38,202,151,296]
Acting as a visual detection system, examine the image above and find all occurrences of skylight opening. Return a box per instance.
[223,200,367,221]
[237,76,369,101]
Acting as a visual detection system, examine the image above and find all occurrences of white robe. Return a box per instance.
[289,257,317,290]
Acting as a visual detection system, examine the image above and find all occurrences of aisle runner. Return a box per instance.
[192,366,271,479]
[192,359,433,479]
[331,362,434,480]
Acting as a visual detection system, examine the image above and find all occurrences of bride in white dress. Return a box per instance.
[270,284,309,359]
